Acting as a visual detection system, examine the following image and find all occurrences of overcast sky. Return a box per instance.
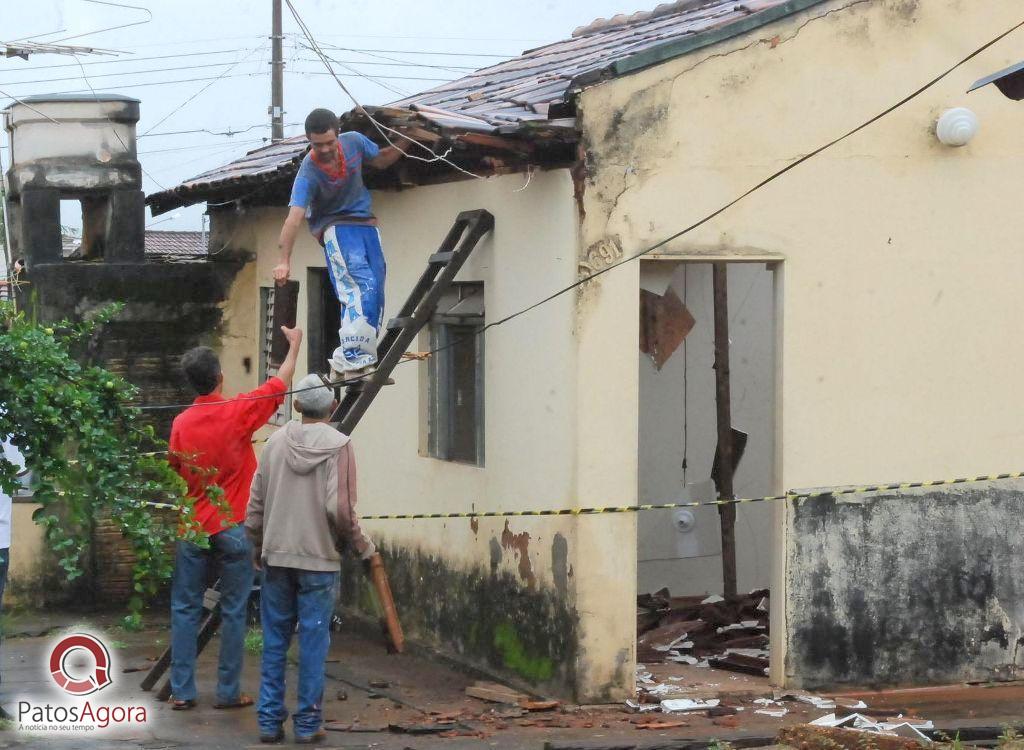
[1,0,633,232]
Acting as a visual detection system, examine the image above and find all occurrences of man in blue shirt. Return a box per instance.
[274,108,412,382]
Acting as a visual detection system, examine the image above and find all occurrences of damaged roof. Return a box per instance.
[148,0,826,215]
[61,230,207,259]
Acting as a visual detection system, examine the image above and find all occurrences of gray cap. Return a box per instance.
[293,374,334,418]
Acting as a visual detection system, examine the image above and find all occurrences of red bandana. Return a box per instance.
[311,141,347,180]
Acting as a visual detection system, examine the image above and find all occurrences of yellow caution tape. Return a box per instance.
[356,470,1024,521]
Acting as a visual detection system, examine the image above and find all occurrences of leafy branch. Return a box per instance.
[0,301,203,622]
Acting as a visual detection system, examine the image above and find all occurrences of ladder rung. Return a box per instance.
[386,316,415,331]
[428,251,455,265]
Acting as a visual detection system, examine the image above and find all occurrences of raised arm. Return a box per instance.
[273,206,307,285]
[275,325,303,387]
[366,136,418,171]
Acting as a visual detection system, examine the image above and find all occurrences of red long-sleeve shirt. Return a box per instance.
[169,378,286,536]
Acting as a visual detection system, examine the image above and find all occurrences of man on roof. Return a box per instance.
[274,108,414,384]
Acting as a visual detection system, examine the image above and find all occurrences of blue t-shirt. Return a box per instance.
[289,131,381,237]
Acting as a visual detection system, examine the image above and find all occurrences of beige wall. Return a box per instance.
[214,169,635,699]
[578,0,1024,684]
[7,501,45,604]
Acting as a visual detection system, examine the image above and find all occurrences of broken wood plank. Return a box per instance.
[708,653,768,677]
[465,681,530,705]
[519,699,560,711]
[712,262,738,599]
[458,132,534,154]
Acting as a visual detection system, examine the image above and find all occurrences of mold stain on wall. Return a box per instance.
[340,540,579,694]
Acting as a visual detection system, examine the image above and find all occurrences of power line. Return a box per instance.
[134,11,1024,413]
[0,48,242,72]
[46,0,153,46]
[139,122,302,139]
[66,52,169,193]
[138,138,268,156]
[1,69,452,99]
[284,0,478,181]
[142,44,267,136]
[289,69,452,82]
[0,59,265,88]
[12,72,272,97]
[315,42,513,59]
[294,44,475,73]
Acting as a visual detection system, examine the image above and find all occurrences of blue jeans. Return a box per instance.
[323,223,386,372]
[170,525,253,703]
[257,566,338,738]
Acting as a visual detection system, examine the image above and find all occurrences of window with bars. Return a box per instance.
[259,286,292,426]
[426,282,484,466]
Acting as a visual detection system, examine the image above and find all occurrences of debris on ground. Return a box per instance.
[635,720,690,730]
[809,713,932,740]
[779,722,929,750]
[660,698,721,713]
[387,721,459,734]
[637,587,769,673]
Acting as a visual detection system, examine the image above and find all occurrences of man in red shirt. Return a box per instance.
[168,325,302,710]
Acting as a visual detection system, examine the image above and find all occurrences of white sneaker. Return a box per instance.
[328,364,394,387]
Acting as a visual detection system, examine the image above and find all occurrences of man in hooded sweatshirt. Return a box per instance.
[245,374,375,745]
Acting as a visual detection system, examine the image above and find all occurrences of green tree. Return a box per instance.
[0,301,202,625]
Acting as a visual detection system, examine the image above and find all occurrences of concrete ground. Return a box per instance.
[0,610,1020,749]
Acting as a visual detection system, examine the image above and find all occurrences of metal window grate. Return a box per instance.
[427,282,485,466]
[259,286,291,426]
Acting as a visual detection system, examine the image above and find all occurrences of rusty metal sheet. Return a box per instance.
[639,287,695,370]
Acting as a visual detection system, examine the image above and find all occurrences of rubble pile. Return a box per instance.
[637,587,769,674]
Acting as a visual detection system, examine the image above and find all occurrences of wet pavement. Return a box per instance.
[0,610,1020,749]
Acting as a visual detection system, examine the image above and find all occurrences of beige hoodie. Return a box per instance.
[245,421,372,572]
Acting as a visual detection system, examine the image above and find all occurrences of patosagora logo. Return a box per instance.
[17,631,148,735]
[49,634,113,696]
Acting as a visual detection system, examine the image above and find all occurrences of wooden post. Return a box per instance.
[712,262,738,598]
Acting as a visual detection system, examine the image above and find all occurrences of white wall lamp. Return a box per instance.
[936,107,979,147]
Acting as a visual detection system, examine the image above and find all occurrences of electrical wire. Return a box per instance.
[125,15,1024,412]
[10,68,452,99]
[0,88,60,123]
[138,138,268,156]
[296,42,475,74]
[285,0,483,181]
[142,44,268,136]
[68,53,169,191]
[16,71,271,97]
[289,68,452,84]
[296,61,410,96]
[312,41,515,59]
[0,48,245,72]
[0,59,266,88]
[138,122,301,139]
[46,0,153,46]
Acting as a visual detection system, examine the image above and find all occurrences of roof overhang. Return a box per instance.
[147,105,578,215]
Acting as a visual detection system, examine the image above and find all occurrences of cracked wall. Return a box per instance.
[785,481,1024,687]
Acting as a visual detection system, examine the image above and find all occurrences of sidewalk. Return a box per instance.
[0,611,1020,749]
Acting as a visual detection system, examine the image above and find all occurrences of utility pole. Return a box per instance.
[270,0,284,142]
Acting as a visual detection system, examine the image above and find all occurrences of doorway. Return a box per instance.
[637,260,780,596]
